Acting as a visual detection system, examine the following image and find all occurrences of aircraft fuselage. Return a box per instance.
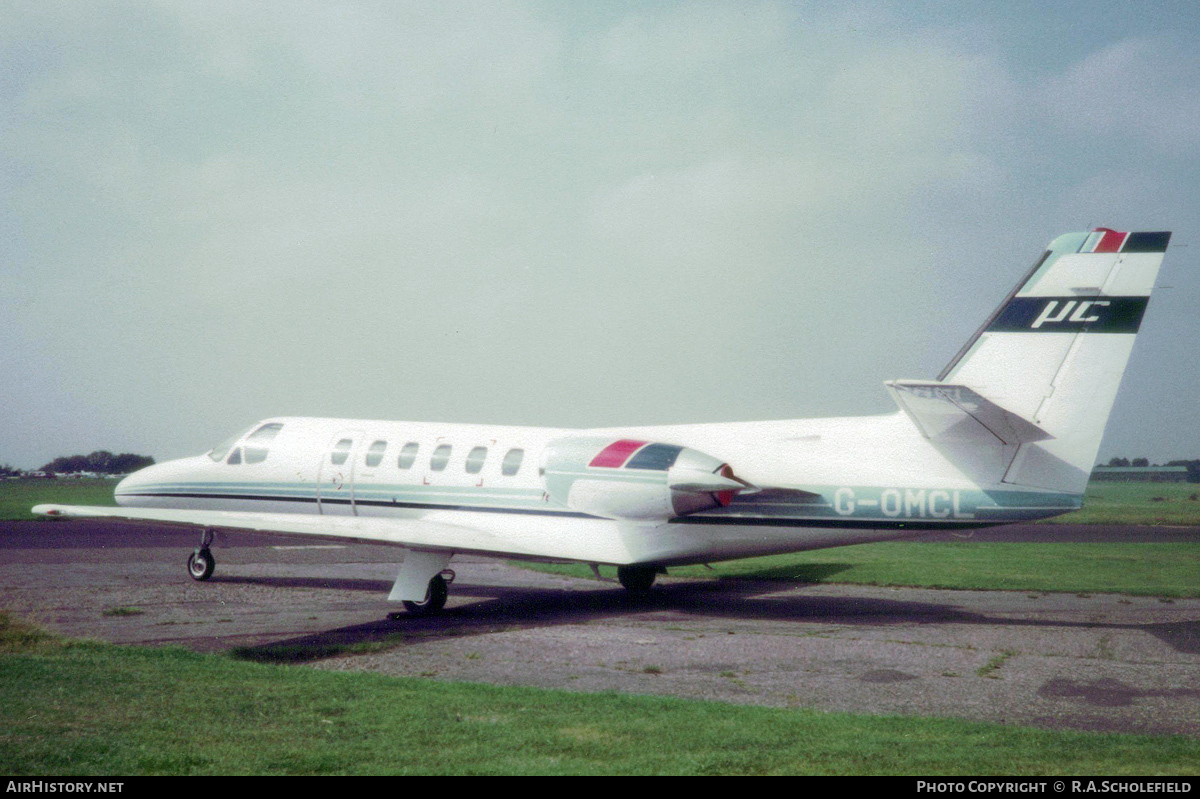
[113,413,1077,568]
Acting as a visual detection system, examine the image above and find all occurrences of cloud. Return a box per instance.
[1041,36,1200,154]
[585,29,1016,282]
[3,2,1196,465]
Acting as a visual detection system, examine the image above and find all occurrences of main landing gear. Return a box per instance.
[617,565,659,593]
[393,569,456,618]
[187,528,217,581]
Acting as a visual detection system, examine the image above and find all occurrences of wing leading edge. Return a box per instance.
[31,503,548,559]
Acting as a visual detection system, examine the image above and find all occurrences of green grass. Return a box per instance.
[1050,482,1200,525]
[525,541,1200,598]
[1,613,1196,775]
[0,478,119,520]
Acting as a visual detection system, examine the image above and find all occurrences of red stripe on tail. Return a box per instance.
[1092,228,1129,253]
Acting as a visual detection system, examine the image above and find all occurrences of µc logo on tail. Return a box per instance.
[987,296,1148,333]
[1031,299,1107,328]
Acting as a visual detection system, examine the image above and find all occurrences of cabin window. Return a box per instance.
[397,442,419,469]
[330,438,353,466]
[501,448,524,476]
[430,444,452,472]
[243,423,284,465]
[365,440,387,467]
[465,446,488,474]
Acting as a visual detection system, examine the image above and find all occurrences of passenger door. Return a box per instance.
[316,430,363,515]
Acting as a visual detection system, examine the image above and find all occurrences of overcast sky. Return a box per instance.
[2,1,1198,469]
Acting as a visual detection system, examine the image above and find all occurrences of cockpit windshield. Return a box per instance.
[207,425,255,462]
[207,422,285,463]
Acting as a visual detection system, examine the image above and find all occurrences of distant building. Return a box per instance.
[1091,465,1190,483]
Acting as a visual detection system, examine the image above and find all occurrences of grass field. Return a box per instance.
[525,540,1200,597]
[1049,481,1200,525]
[0,478,119,520]
[1,613,1196,776]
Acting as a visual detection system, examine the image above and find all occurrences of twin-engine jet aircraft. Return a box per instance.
[35,229,1173,614]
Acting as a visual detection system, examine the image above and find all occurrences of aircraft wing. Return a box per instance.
[30,504,552,560]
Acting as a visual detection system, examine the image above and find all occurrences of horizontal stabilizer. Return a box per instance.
[885,380,1052,446]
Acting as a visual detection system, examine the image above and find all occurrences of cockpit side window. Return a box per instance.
[243,423,285,465]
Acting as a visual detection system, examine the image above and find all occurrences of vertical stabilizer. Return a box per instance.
[938,229,1171,495]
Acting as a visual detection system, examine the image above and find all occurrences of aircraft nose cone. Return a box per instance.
[114,455,211,506]
[114,472,139,505]
[114,463,160,505]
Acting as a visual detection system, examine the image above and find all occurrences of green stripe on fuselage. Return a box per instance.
[118,480,1078,525]
[706,485,1078,524]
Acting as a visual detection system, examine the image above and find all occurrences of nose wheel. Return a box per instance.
[187,528,217,581]
[187,548,215,581]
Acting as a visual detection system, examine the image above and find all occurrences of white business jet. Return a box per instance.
[35,229,1173,615]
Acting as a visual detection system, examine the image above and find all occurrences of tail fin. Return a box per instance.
[922,229,1170,495]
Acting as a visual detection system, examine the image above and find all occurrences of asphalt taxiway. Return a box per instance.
[2,519,1197,738]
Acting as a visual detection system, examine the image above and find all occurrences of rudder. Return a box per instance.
[938,229,1171,495]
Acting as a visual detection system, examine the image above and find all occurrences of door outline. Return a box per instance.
[316,430,364,515]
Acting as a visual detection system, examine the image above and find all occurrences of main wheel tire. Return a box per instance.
[617,565,657,592]
[187,548,215,581]
[402,574,449,616]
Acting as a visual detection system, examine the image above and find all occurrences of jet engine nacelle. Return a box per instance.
[541,437,753,522]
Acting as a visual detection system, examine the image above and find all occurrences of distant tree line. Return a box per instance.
[37,451,155,475]
[1106,457,1150,467]
[1105,457,1200,482]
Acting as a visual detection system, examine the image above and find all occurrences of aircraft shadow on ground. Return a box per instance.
[209,562,853,596]
[227,573,1200,664]
[211,575,394,593]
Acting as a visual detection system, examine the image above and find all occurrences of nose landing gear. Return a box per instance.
[187,528,217,581]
